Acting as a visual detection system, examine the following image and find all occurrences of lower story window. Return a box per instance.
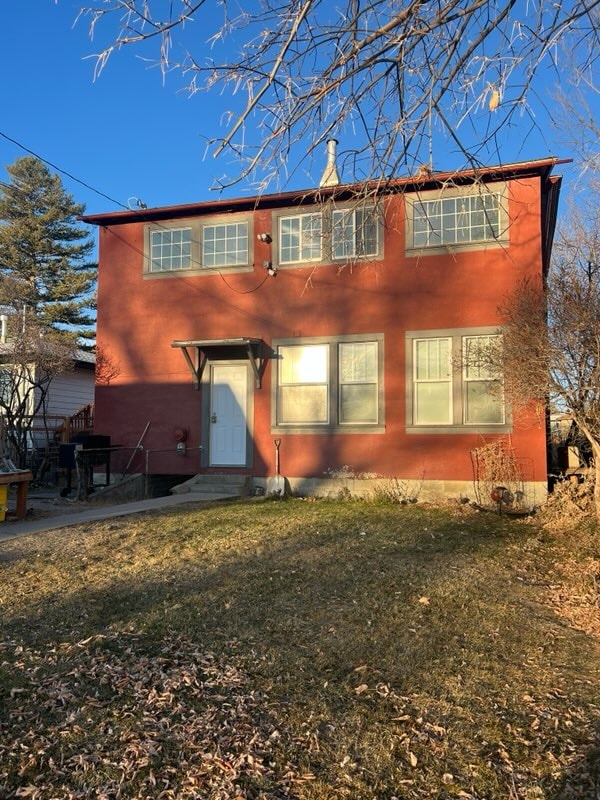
[278,343,329,423]
[407,328,506,432]
[275,336,383,430]
[339,341,378,423]
[413,337,452,424]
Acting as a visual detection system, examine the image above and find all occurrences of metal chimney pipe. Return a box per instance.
[319,138,340,187]
[0,314,7,343]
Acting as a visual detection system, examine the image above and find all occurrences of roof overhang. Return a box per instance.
[80,157,572,227]
[172,338,270,389]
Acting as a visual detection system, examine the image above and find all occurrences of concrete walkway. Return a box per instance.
[0,492,235,543]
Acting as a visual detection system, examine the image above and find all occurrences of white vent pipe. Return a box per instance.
[319,139,340,187]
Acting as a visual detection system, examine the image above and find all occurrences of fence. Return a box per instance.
[68,445,144,499]
[61,445,202,500]
[1,405,95,478]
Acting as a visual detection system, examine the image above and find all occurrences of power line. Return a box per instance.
[0,129,129,211]
[0,130,273,295]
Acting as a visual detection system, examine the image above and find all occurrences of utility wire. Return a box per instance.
[0,130,274,294]
[0,129,130,211]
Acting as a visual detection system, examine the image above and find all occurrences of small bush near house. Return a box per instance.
[0,499,599,799]
[541,469,596,530]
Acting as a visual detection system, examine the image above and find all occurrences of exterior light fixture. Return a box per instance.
[257,233,272,243]
[264,261,278,277]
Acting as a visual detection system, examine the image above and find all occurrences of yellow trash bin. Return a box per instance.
[0,484,7,522]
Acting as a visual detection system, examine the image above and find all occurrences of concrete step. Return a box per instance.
[170,474,249,497]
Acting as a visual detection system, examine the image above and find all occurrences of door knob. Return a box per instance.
[211,413,217,423]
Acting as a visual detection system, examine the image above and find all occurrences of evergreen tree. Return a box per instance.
[0,156,96,341]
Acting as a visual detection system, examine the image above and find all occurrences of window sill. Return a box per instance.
[272,424,386,435]
[277,255,383,270]
[406,424,511,435]
[405,239,508,258]
[143,265,254,279]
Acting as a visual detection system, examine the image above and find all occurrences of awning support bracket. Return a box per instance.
[172,338,269,390]
[245,341,267,389]
[179,346,207,389]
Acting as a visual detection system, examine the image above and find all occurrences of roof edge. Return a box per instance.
[80,157,571,226]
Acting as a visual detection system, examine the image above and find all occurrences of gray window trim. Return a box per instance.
[405,326,510,434]
[405,181,509,257]
[143,214,254,278]
[271,334,385,434]
[271,201,385,269]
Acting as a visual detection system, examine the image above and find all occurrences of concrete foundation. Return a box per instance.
[253,476,548,509]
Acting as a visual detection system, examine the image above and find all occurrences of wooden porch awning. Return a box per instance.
[171,338,270,389]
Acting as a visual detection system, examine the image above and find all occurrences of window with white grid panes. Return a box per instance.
[412,192,501,248]
[462,335,504,424]
[332,207,379,259]
[278,214,322,264]
[274,204,382,267]
[274,337,383,430]
[150,228,192,272]
[202,222,248,268]
[413,337,452,424]
[339,341,378,423]
[277,344,329,424]
[407,329,507,431]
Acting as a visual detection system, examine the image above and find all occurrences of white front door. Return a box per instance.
[209,364,248,466]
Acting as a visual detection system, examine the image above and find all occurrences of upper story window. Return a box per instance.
[413,194,500,248]
[332,208,379,259]
[273,203,383,268]
[406,328,507,433]
[203,222,248,268]
[144,215,253,278]
[279,214,322,264]
[405,183,508,255]
[150,228,192,272]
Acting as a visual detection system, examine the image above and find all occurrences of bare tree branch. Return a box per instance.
[78,0,599,188]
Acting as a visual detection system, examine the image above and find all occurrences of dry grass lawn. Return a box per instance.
[0,497,599,799]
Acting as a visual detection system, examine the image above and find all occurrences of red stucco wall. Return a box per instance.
[94,175,548,484]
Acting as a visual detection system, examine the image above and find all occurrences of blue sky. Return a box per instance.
[0,1,597,219]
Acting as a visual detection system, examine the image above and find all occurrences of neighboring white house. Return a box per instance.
[39,350,95,421]
[0,344,95,466]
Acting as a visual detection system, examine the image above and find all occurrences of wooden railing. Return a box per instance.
[17,403,95,445]
[64,403,95,440]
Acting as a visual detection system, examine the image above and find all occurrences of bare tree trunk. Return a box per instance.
[594,446,600,521]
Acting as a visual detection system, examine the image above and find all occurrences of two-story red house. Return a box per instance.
[82,152,563,505]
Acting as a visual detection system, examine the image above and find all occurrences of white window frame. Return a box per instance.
[462,334,505,426]
[202,221,249,268]
[277,343,330,425]
[405,182,509,256]
[273,335,385,433]
[272,203,384,268]
[149,227,192,272]
[332,207,379,260]
[406,327,509,433]
[338,341,380,425]
[278,213,322,264]
[413,337,453,425]
[144,215,253,277]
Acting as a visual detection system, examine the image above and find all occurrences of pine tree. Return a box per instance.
[0,156,96,341]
